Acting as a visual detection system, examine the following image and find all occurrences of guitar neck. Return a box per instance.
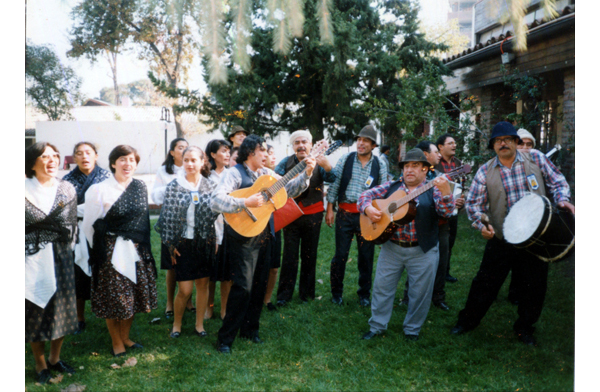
[267,160,307,196]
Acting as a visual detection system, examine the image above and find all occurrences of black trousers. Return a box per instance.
[456,236,548,335]
[217,225,272,346]
[447,215,458,275]
[330,209,375,299]
[277,212,323,302]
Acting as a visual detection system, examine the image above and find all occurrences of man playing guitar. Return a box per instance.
[210,135,316,354]
[359,148,455,341]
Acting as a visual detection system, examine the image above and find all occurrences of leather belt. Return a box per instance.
[390,239,419,248]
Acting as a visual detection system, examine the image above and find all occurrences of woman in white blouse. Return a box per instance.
[26,142,78,384]
[82,145,157,356]
[155,146,218,337]
[151,138,194,318]
[205,139,232,320]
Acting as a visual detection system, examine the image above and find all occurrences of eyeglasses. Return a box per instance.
[494,137,516,146]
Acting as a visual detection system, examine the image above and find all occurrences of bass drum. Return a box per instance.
[503,193,574,262]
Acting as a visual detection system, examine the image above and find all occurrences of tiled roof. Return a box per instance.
[442,5,574,65]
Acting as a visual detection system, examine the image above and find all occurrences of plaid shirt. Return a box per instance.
[466,149,571,230]
[211,164,310,214]
[358,180,455,242]
[326,152,388,204]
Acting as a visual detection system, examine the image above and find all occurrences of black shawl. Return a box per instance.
[62,165,111,204]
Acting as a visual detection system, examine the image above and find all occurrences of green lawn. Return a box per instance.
[25,214,575,391]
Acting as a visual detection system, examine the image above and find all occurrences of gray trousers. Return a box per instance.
[369,241,439,336]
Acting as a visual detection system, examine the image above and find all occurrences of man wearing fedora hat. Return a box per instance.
[359,148,455,341]
[325,124,388,306]
[227,125,249,148]
[451,121,574,346]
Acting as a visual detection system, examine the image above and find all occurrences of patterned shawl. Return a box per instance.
[63,165,111,204]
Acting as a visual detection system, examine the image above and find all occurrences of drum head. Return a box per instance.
[504,194,547,245]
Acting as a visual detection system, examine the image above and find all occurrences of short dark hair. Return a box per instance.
[183,146,211,178]
[108,145,140,173]
[237,134,265,164]
[162,138,188,174]
[416,140,435,154]
[73,141,98,156]
[380,145,390,154]
[205,139,232,169]
[435,133,454,149]
[26,142,59,178]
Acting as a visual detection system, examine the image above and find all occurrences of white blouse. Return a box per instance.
[25,177,59,308]
[175,171,201,240]
[82,176,140,283]
[151,164,184,205]
[209,169,225,245]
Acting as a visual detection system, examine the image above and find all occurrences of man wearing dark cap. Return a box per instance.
[451,121,574,346]
[325,125,388,306]
[228,125,249,148]
[359,148,455,341]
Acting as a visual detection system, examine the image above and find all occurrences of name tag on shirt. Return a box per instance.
[191,191,200,205]
[365,176,374,187]
[526,174,539,190]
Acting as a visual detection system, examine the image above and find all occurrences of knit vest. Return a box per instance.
[485,152,546,240]
[338,152,381,202]
[233,164,275,238]
[384,180,439,253]
[284,155,323,207]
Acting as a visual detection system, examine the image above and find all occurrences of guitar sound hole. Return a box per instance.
[261,190,272,201]
[388,203,397,213]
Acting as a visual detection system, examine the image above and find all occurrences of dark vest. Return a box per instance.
[284,155,323,207]
[338,152,381,203]
[384,180,439,253]
[233,163,275,237]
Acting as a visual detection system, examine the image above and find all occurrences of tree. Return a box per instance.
[25,41,83,121]
[99,79,176,107]
[68,0,134,106]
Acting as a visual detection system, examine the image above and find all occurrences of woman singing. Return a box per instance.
[82,145,157,356]
[62,142,111,334]
[26,142,78,383]
[155,146,218,337]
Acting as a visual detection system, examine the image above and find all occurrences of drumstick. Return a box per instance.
[480,213,492,231]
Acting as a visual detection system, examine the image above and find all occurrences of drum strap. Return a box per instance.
[486,152,546,240]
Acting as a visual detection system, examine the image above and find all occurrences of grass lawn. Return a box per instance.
[25,214,575,391]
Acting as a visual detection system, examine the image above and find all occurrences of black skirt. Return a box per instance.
[25,242,78,343]
[74,263,91,301]
[160,242,173,270]
[173,237,214,282]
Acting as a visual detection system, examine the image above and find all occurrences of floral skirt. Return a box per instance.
[25,242,78,343]
[91,237,158,320]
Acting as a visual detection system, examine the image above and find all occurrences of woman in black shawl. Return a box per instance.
[62,142,111,334]
[82,145,157,357]
[26,142,78,384]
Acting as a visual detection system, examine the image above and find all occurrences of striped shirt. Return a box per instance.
[358,180,455,242]
[466,149,571,230]
[326,153,388,204]
[211,163,310,214]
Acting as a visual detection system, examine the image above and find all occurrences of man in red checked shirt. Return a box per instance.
[359,148,455,341]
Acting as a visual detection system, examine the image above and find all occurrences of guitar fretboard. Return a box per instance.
[267,160,308,196]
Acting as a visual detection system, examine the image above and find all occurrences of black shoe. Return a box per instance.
[128,343,143,350]
[111,348,126,357]
[36,369,52,384]
[331,296,343,305]
[48,360,75,375]
[241,335,264,344]
[169,330,181,338]
[446,275,458,283]
[73,321,86,335]
[194,329,208,337]
[450,324,469,335]
[165,310,174,319]
[266,302,277,311]
[433,302,450,311]
[186,306,197,313]
[517,333,537,346]
[276,299,288,307]
[361,331,381,340]
[359,297,371,307]
[216,342,231,354]
[404,334,419,341]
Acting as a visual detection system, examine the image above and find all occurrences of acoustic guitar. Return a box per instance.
[224,140,343,237]
[360,165,471,244]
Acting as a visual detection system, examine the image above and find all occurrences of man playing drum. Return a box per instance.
[450,121,574,346]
